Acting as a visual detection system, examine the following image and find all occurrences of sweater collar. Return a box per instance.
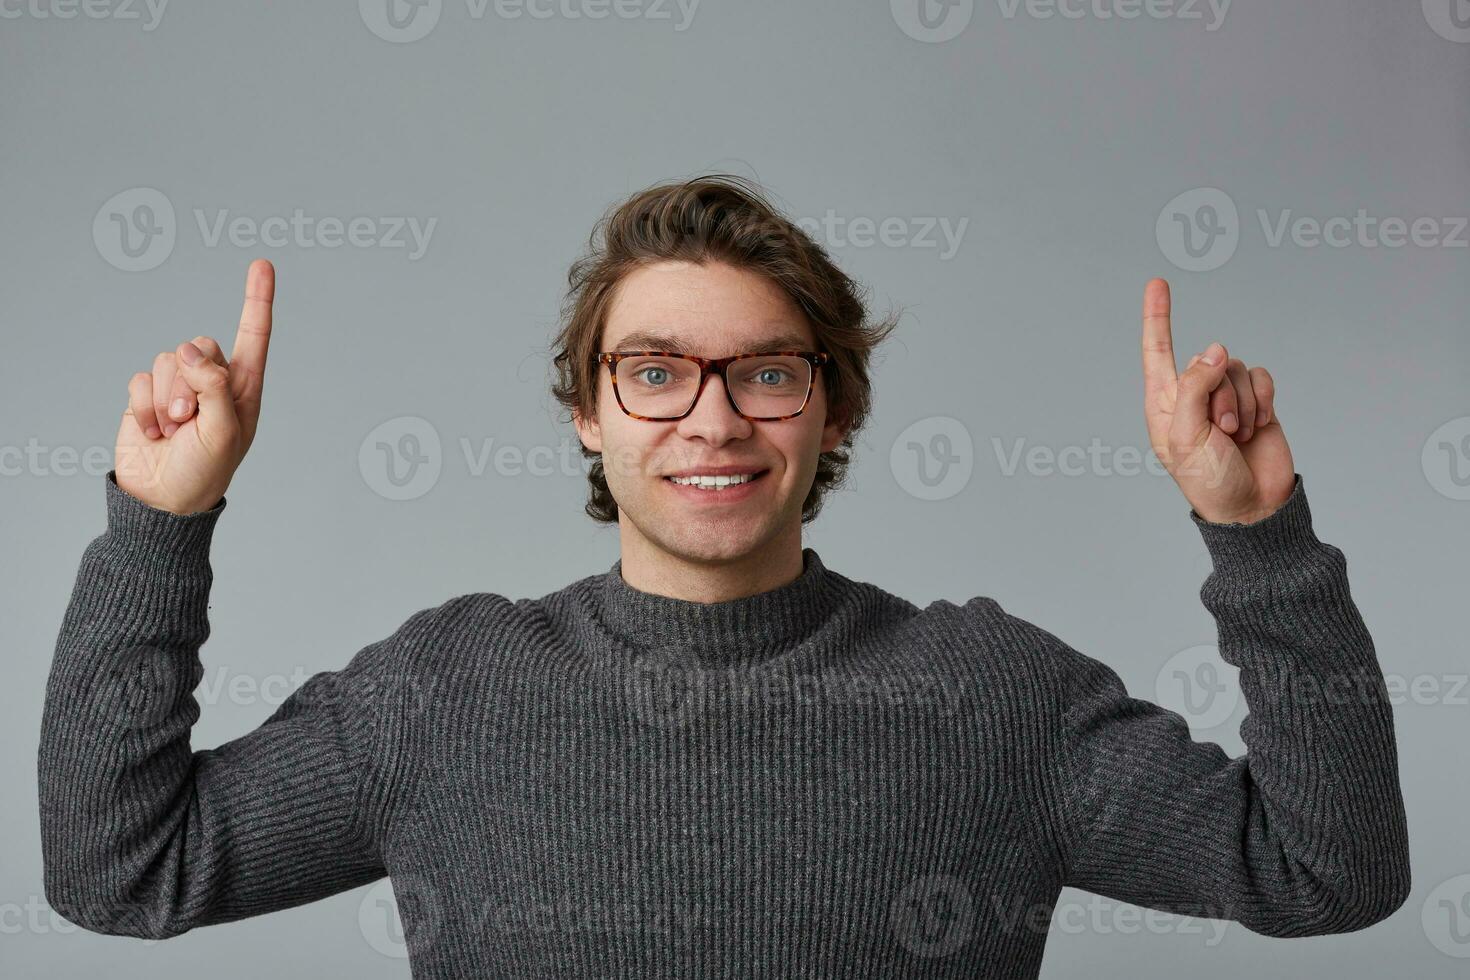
[597,547,838,659]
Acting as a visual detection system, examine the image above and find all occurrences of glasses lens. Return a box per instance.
[728,355,812,417]
[615,355,812,419]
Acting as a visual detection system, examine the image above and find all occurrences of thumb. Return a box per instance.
[1171,342,1230,459]
[176,341,241,452]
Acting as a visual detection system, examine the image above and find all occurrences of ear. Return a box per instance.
[573,405,602,453]
[819,405,848,454]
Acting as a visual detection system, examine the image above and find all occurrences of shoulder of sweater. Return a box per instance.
[343,590,531,676]
[375,570,608,662]
[903,593,1094,691]
[402,587,550,644]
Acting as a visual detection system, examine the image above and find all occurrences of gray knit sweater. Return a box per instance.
[38,469,1411,978]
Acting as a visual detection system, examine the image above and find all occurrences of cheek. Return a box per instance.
[598,418,664,489]
[765,422,824,477]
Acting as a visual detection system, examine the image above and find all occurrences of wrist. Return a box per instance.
[113,473,226,517]
[104,469,227,551]
[1189,473,1321,572]
[1192,483,1295,527]
[1195,502,1278,526]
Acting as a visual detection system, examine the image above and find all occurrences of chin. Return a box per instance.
[668,532,763,563]
[645,521,775,566]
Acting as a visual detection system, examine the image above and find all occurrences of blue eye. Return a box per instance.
[757,368,790,386]
[637,367,669,386]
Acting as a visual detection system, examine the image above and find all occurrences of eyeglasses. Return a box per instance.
[594,349,831,421]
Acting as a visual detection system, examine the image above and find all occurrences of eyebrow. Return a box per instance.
[609,331,814,355]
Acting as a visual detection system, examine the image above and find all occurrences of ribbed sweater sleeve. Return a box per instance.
[1031,473,1411,936]
[37,471,430,938]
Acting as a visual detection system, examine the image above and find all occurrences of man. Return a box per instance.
[39,176,1410,978]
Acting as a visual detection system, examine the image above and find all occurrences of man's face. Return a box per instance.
[574,259,846,565]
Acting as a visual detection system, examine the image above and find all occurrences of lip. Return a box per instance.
[663,464,768,478]
[662,468,770,503]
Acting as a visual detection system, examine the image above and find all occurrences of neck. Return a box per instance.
[617,522,806,604]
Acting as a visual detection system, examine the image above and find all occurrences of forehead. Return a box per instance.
[602,260,815,355]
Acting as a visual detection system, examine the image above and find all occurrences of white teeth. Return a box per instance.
[668,473,757,489]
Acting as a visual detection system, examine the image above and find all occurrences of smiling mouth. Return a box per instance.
[663,469,770,491]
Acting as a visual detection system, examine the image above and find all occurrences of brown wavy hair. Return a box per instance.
[549,174,900,525]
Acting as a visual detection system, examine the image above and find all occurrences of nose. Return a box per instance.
[675,370,751,442]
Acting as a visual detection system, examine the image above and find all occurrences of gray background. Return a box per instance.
[3,1,1467,976]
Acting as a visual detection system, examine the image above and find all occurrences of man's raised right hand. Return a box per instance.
[115,258,275,516]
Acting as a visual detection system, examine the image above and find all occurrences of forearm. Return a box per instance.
[1045,474,1411,938]
[39,471,228,935]
[41,472,422,939]
[1188,473,1411,927]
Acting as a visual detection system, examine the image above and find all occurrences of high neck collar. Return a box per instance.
[597,547,839,659]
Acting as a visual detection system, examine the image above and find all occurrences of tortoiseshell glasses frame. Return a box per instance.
[593,350,832,421]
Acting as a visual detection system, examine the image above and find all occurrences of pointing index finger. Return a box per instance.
[231,258,274,382]
[1141,277,1177,392]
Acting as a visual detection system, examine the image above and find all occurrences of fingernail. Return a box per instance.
[164,422,178,437]
[1221,411,1237,431]
[146,424,161,439]
[1256,410,1268,426]
[179,343,202,366]
[1200,343,1223,365]
[171,398,187,418]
